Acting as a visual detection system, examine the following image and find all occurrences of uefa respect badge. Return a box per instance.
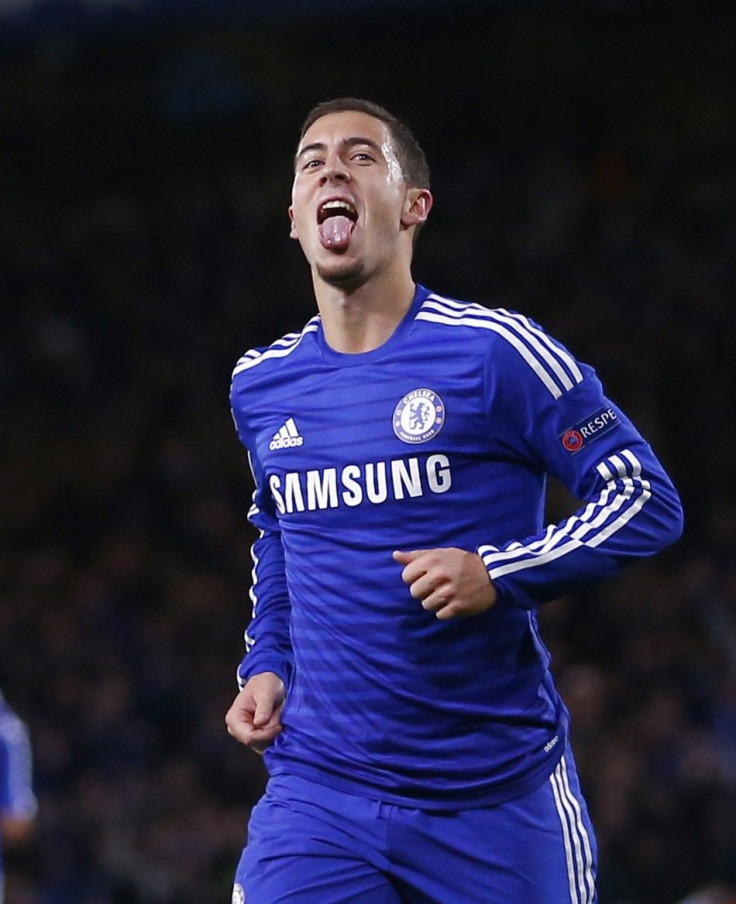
[393,388,445,444]
[560,405,619,454]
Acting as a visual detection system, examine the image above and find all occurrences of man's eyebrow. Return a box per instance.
[294,141,326,165]
[294,136,385,166]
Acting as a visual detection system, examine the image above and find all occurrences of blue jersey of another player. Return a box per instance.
[230,284,683,808]
[0,694,37,902]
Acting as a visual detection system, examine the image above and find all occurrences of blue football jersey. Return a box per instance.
[230,285,683,808]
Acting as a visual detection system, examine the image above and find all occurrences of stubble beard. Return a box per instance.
[314,254,367,290]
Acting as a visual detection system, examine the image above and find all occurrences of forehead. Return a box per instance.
[298,110,395,155]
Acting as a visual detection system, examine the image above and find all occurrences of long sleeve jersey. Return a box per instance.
[230,285,683,809]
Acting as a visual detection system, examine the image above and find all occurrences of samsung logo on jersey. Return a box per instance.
[269,454,452,514]
[560,406,619,454]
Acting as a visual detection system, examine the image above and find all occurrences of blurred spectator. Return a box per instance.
[676,887,736,904]
[0,692,37,903]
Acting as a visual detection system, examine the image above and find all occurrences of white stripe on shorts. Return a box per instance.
[549,756,596,903]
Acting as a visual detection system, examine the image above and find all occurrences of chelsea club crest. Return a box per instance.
[393,388,445,444]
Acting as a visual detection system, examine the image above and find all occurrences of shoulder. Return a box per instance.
[416,292,585,400]
[231,315,321,381]
[415,291,546,348]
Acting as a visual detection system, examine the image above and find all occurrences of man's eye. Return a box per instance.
[354,153,373,162]
[303,159,323,169]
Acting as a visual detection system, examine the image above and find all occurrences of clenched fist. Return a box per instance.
[225,671,286,754]
[393,547,497,620]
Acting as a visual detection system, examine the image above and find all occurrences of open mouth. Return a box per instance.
[317,199,358,225]
[316,199,358,251]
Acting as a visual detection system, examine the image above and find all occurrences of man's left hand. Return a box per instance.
[393,547,497,619]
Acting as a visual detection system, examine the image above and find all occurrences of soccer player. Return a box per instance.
[225,98,683,904]
[0,692,37,904]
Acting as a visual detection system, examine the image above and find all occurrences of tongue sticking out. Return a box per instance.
[318,215,355,251]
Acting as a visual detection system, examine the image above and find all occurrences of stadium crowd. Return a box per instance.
[1,3,735,902]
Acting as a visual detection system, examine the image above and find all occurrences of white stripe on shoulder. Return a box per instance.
[418,294,583,399]
[493,307,583,385]
[232,318,321,376]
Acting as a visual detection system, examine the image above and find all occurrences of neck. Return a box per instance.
[313,268,417,354]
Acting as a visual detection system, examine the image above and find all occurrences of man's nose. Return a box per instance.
[320,156,350,183]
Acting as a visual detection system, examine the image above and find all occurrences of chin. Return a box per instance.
[315,256,366,288]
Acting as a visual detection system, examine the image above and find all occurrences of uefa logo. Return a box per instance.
[393,388,445,444]
[561,429,584,453]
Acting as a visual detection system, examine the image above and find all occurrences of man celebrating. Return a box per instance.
[226,98,683,903]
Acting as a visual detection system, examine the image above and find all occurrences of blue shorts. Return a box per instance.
[233,743,597,904]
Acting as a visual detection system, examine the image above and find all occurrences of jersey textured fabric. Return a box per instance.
[230,285,683,809]
[0,695,37,902]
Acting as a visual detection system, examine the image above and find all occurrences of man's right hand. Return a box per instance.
[225,671,286,754]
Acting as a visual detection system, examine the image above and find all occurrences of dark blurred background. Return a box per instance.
[1,0,735,901]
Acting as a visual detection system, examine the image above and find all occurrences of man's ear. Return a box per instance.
[400,188,433,230]
[288,205,298,240]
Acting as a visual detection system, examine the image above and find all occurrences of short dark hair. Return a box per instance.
[299,98,430,190]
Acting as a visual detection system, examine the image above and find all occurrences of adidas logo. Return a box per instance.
[269,417,304,451]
